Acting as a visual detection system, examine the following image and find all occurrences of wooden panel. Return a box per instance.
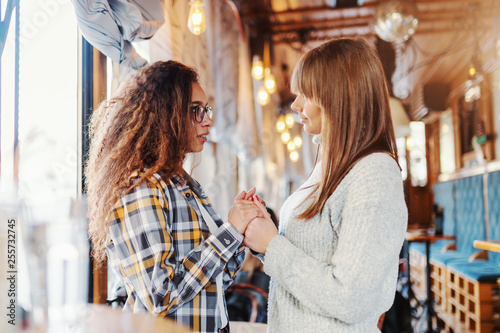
[92,49,108,305]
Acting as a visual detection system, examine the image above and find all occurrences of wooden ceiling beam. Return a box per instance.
[270,19,492,38]
[271,23,492,46]
[241,5,374,21]
[246,10,497,38]
[270,16,373,33]
[241,0,499,23]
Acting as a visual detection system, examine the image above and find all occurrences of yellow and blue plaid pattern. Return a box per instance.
[106,171,245,333]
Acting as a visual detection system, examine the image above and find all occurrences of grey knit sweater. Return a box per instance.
[263,153,407,332]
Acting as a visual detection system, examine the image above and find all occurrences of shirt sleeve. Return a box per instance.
[107,179,243,316]
[222,237,245,290]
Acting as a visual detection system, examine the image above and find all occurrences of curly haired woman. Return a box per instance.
[86,60,261,333]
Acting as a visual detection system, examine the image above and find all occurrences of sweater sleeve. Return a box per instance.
[263,154,407,323]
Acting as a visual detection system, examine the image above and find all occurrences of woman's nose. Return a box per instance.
[203,114,214,127]
[291,98,301,112]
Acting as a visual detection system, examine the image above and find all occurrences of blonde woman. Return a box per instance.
[86,60,261,333]
[244,37,408,332]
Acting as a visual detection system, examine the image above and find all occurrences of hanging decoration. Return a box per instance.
[250,34,299,162]
[275,112,300,162]
[255,38,277,105]
[464,4,483,103]
[373,0,419,43]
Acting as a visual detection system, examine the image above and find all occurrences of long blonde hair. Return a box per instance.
[86,61,199,263]
[291,37,399,220]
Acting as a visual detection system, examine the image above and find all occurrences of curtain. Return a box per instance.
[71,0,165,68]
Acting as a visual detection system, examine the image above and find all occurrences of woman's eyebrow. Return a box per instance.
[191,100,204,105]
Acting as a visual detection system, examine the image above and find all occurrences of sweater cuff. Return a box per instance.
[263,235,290,276]
[206,221,244,262]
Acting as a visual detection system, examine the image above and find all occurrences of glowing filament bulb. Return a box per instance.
[469,65,476,77]
[276,118,286,132]
[188,0,206,35]
[285,113,294,127]
[406,137,414,150]
[293,136,303,147]
[290,151,299,162]
[264,68,276,94]
[252,56,264,80]
[281,132,290,143]
[257,86,270,105]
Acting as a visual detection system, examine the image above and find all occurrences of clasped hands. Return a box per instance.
[227,187,278,254]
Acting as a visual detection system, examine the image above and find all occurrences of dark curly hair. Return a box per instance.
[86,60,199,263]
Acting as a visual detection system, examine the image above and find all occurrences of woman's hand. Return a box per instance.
[228,188,262,234]
[243,197,279,254]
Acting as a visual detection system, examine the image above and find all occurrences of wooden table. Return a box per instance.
[22,304,192,333]
[405,231,455,333]
[405,231,456,243]
[473,240,500,252]
[86,305,192,333]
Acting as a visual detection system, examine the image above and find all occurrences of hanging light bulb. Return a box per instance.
[281,131,290,143]
[187,0,207,35]
[257,86,270,106]
[252,55,264,80]
[290,151,299,162]
[469,64,477,77]
[293,136,303,148]
[276,116,286,132]
[287,142,296,151]
[285,114,294,128]
[264,68,277,94]
[406,136,414,150]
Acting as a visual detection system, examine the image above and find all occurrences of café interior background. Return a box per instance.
[1,0,500,318]
[2,0,500,221]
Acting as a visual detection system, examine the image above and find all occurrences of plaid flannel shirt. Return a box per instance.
[105,171,245,333]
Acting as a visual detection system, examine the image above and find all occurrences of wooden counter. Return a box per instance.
[473,240,500,253]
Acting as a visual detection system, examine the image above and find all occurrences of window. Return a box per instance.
[408,121,427,187]
[439,110,456,174]
[1,0,80,316]
[1,2,79,200]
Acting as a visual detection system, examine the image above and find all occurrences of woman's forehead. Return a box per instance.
[191,82,207,104]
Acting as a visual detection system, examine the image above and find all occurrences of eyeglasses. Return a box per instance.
[191,104,213,123]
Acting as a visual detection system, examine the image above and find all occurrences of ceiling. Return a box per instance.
[234,0,500,121]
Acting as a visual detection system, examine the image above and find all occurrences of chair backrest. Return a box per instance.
[456,175,485,257]
[226,283,268,323]
[433,175,486,257]
[487,170,500,264]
